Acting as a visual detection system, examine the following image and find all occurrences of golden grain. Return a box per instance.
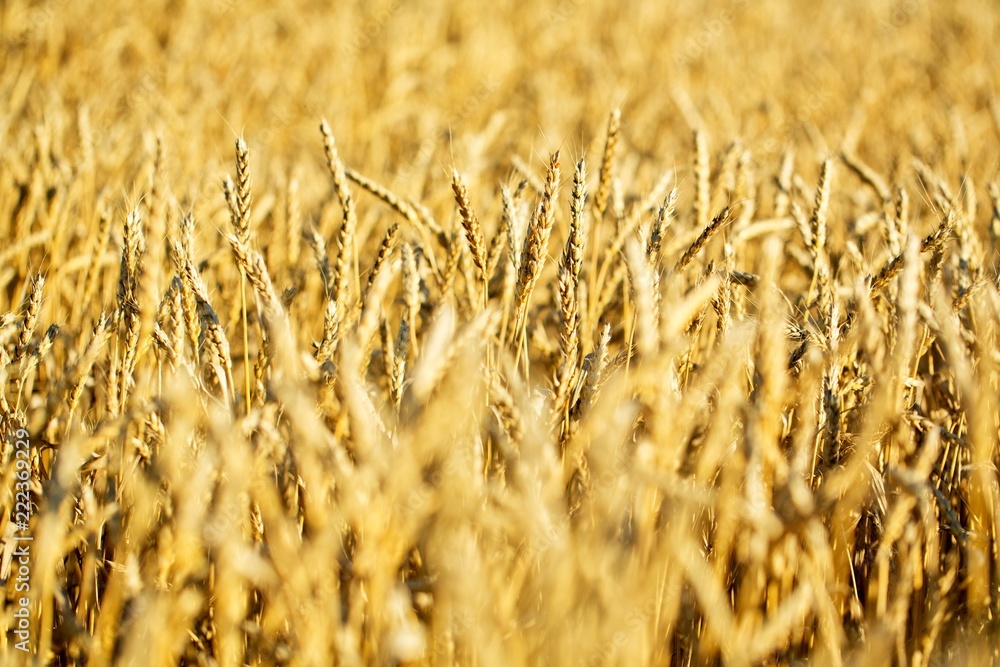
[4,4,1000,665]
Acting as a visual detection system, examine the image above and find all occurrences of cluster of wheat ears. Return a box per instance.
[3,1,1000,665]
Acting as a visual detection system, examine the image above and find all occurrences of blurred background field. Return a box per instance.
[4,0,998,205]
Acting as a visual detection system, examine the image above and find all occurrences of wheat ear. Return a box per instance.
[869,214,953,296]
[364,222,400,300]
[226,137,254,415]
[116,208,145,411]
[451,169,487,310]
[554,158,586,419]
[13,274,44,366]
[401,242,421,355]
[594,108,620,218]
[320,120,359,335]
[675,206,731,273]
[66,312,112,435]
[512,152,561,370]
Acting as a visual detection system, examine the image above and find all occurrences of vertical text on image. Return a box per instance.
[11,428,34,653]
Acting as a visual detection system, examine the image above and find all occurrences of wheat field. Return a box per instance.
[2,0,1000,665]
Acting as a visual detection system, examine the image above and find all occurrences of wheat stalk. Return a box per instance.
[13,274,44,367]
[226,137,254,415]
[320,119,359,327]
[451,169,487,309]
[554,158,586,423]
[594,108,620,218]
[11,11,1000,665]
[116,207,145,410]
[694,129,711,230]
[675,206,732,273]
[512,151,561,366]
